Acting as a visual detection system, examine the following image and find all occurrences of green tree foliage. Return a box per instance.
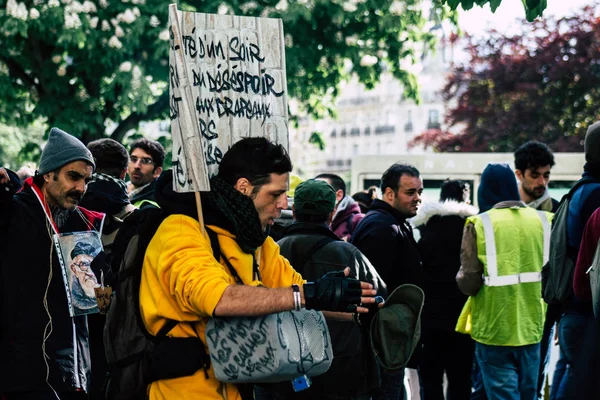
[0,0,456,149]
[410,5,600,152]
[0,123,44,169]
[441,0,546,22]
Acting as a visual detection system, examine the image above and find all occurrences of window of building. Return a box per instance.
[429,109,439,123]
[405,109,413,132]
[375,125,395,134]
[428,109,441,129]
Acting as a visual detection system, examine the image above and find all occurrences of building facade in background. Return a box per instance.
[289,29,453,183]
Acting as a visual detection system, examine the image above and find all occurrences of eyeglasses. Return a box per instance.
[129,156,154,166]
[73,260,91,270]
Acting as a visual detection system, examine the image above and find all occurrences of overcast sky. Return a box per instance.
[458,0,594,37]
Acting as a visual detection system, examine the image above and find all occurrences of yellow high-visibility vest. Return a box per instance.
[460,207,551,346]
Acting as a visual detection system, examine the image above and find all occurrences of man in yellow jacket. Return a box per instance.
[138,137,377,400]
[456,163,552,400]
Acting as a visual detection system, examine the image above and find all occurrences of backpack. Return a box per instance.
[590,239,600,319]
[100,207,136,259]
[541,177,599,305]
[103,207,212,400]
[287,235,340,274]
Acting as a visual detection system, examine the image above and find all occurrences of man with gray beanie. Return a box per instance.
[0,127,106,399]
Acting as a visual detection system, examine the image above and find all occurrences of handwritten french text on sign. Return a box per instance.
[205,310,333,383]
[169,5,289,192]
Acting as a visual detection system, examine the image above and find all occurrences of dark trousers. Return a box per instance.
[254,382,371,400]
[88,313,108,400]
[550,348,568,400]
[536,304,561,399]
[569,313,600,398]
[419,328,474,400]
[558,307,595,398]
[3,392,88,400]
[372,369,405,400]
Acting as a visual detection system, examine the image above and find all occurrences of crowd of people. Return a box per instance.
[0,122,599,400]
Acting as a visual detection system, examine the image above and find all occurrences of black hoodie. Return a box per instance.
[351,199,423,293]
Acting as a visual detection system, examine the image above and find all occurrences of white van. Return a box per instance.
[351,153,585,207]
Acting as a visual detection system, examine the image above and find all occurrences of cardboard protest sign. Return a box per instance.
[169,4,289,192]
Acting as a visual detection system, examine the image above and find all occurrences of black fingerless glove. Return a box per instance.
[0,169,21,201]
[303,270,362,312]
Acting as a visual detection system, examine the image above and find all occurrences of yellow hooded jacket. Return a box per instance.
[139,214,305,400]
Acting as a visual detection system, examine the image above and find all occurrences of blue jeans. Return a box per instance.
[475,342,541,400]
[470,356,487,400]
[372,368,405,400]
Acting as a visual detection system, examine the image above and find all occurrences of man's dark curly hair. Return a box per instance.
[514,141,555,172]
[217,137,292,196]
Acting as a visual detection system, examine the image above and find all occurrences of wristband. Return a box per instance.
[292,284,302,311]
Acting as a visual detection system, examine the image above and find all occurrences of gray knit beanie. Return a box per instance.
[38,127,95,175]
[584,121,600,164]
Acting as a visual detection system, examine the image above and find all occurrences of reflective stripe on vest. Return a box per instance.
[480,210,550,287]
[134,199,159,209]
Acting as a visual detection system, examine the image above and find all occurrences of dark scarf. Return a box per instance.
[49,203,74,229]
[204,176,267,254]
[584,161,600,179]
[80,172,130,215]
[155,171,268,254]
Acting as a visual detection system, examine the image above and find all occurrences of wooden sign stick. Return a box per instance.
[194,192,206,236]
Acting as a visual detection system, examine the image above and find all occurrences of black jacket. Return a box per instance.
[129,179,159,209]
[271,222,385,398]
[351,199,423,293]
[411,201,478,332]
[0,171,104,393]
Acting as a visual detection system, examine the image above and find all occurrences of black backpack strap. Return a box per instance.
[157,319,178,338]
[207,226,221,262]
[292,236,339,272]
[206,227,244,284]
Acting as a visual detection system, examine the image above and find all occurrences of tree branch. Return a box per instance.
[1,56,41,94]
[110,90,169,143]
